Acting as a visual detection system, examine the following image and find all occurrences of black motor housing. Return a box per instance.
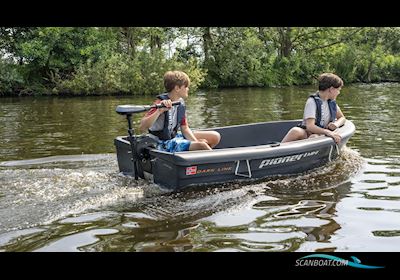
[114,135,158,178]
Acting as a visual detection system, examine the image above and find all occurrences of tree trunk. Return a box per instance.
[365,29,381,83]
[277,27,292,58]
[202,27,212,62]
[150,34,161,53]
[121,27,136,57]
[366,60,373,82]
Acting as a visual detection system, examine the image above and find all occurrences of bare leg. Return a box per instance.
[193,131,221,148]
[308,134,321,139]
[281,127,308,143]
[189,141,212,151]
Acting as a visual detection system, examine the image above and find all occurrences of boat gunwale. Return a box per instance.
[147,120,355,165]
[115,119,355,165]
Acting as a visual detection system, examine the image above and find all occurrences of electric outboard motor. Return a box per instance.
[114,101,181,180]
[134,135,158,178]
[135,135,158,160]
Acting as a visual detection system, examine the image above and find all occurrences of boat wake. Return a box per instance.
[132,146,365,222]
[0,154,163,234]
[0,147,364,235]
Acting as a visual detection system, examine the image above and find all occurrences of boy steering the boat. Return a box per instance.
[139,70,220,153]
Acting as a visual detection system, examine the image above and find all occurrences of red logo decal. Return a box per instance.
[186,166,197,175]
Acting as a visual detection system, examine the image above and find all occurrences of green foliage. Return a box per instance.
[0,60,24,94]
[329,44,358,83]
[17,27,118,88]
[374,54,400,82]
[57,51,206,95]
[57,53,131,95]
[203,28,269,88]
[1,27,399,96]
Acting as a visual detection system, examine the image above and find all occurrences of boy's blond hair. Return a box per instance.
[164,71,190,92]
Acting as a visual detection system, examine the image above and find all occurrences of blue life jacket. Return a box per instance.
[309,93,337,128]
[148,93,186,140]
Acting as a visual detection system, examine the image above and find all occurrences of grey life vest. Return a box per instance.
[309,93,337,128]
[148,93,186,140]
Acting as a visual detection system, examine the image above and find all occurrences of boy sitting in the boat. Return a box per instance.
[281,73,346,144]
[139,70,220,153]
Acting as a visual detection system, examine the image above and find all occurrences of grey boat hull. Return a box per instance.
[114,119,355,190]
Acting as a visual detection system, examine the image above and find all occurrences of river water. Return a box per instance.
[0,83,399,252]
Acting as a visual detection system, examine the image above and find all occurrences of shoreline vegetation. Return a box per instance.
[2,81,400,99]
[1,27,399,97]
